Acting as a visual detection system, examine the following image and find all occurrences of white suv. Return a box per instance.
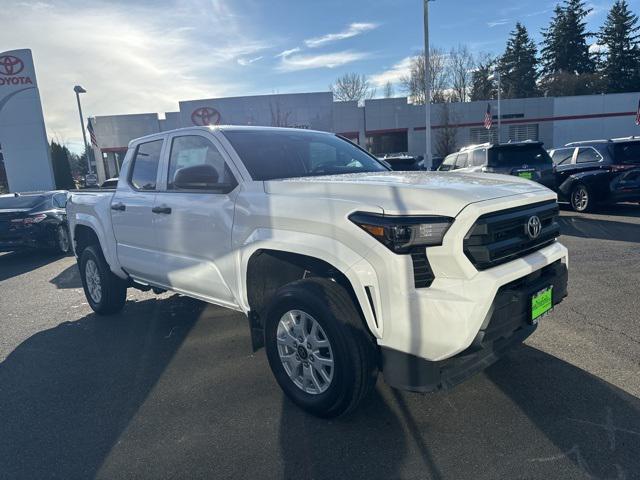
[67,126,568,417]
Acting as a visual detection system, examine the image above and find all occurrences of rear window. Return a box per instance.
[488,145,552,167]
[613,142,640,164]
[0,194,46,209]
[222,130,388,180]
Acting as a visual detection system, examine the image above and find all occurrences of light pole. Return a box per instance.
[424,0,432,168]
[74,85,92,174]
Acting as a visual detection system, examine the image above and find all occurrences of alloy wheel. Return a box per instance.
[85,259,102,304]
[276,309,334,395]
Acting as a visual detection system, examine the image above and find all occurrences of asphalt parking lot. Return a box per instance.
[1,206,639,480]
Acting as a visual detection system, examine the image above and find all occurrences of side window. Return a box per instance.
[130,139,163,190]
[167,135,237,191]
[551,148,574,166]
[471,149,486,166]
[455,153,469,169]
[576,147,602,164]
[52,193,67,208]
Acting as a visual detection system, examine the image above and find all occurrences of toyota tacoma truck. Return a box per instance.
[67,126,568,417]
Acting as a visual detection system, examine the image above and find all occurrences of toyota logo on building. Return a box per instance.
[191,107,221,126]
[0,55,25,76]
[526,215,542,240]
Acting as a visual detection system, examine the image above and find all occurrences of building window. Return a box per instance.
[366,130,408,155]
[508,123,539,142]
[470,127,498,144]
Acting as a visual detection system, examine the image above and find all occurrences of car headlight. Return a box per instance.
[349,212,453,254]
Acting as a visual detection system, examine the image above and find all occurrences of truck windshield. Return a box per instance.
[487,145,552,167]
[0,194,46,209]
[613,142,640,164]
[222,130,389,180]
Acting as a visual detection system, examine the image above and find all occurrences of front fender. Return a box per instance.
[237,229,382,338]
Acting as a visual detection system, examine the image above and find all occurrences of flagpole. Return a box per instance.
[496,71,501,144]
[424,0,432,168]
[74,85,92,174]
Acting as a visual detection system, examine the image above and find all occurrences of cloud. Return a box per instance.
[589,43,607,54]
[277,50,369,71]
[304,22,378,48]
[276,47,301,58]
[237,56,264,66]
[0,0,269,151]
[369,56,413,87]
[487,19,509,28]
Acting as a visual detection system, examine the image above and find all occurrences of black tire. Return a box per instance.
[264,277,378,418]
[79,245,127,315]
[570,183,593,212]
[55,225,71,255]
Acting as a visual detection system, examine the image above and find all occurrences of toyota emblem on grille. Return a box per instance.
[526,215,542,239]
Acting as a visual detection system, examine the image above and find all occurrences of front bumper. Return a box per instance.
[381,260,568,392]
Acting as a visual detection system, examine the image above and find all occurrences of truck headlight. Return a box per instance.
[349,212,453,254]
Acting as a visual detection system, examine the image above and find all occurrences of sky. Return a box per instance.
[1,0,638,152]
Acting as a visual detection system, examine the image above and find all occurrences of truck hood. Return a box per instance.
[264,171,551,217]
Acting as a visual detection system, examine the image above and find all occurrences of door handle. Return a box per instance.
[152,206,172,214]
[111,202,126,211]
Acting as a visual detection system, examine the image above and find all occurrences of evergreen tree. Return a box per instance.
[470,56,496,101]
[541,0,594,75]
[50,141,76,190]
[498,23,539,98]
[540,0,599,95]
[597,0,640,93]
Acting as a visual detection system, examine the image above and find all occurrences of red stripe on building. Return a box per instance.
[413,111,637,131]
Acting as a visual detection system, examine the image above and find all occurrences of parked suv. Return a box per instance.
[67,126,568,417]
[438,142,556,189]
[549,137,640,212]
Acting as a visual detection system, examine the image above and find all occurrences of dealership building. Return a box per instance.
[90,90,640,183]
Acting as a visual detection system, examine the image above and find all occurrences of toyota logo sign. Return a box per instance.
[0,55,25,76]
[526,215,542,240]
[191,107,221,126]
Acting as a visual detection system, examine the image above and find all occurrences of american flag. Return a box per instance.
[635,99,640,126]
[87,118,98,147]
[484,103,493,130]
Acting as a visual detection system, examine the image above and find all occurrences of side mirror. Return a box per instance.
[173,164,219,190]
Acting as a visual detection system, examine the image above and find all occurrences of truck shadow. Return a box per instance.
[0,250,60,282]
[487,344,640,478]
[0,294,204,480]
[49,263,83,289]
[558,215,640,243]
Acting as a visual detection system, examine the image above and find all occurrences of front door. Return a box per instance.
[110,138,164,281]
[152,131,241,307]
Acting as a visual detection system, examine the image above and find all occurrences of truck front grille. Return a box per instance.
[463,200,560,271]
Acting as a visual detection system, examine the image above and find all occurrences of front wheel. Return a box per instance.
[264,278,378,418]
[570,183,592,212]
[79,245,127,315]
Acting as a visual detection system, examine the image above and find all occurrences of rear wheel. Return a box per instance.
[264,278,378,418]
[79,245,127,315]
[570,183,592,212]
[56,225,71,255]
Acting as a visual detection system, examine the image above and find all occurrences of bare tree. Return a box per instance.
[435,103,459,156]
[400,47,449,104]
[383,81,395,98]
[449,44,475,102]
[330,73,375,104]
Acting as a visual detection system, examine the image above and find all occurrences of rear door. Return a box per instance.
[151,130,241,307]
[110,138,165,281]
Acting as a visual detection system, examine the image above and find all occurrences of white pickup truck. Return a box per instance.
[67,126,568,417]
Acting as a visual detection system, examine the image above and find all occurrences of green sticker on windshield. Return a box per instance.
[531,286,553,321]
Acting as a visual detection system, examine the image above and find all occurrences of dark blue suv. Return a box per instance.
[549,138,640,212]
